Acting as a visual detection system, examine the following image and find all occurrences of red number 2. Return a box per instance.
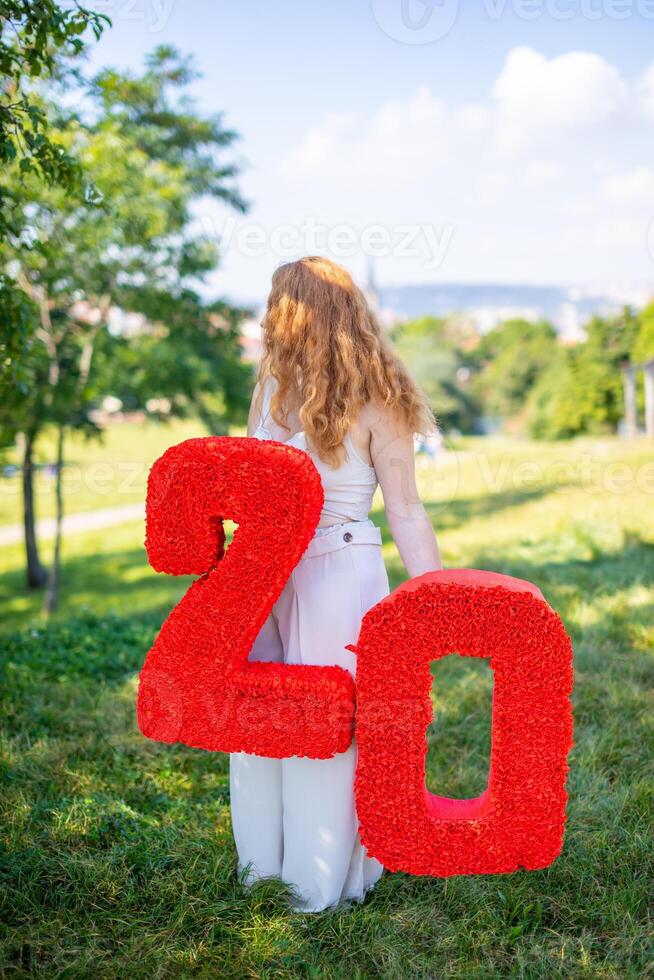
[138,438,574,876]
[137,437,356,758]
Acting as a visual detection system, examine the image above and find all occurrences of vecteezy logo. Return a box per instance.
[370,0,460,44]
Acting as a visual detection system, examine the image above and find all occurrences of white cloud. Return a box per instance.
[492,47,628,152]
[270,47,654,287]
[523,160,562,187]
[602,166,654,205]
[280,47,641,187]
[637,63,654,121]
[594,216,647,249]
[279,84,491,187]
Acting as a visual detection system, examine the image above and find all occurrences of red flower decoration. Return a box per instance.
[352,569,574,876]
[138,439,574,877]
[137,436,356,758]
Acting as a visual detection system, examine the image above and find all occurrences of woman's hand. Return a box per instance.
[370,403,443,579]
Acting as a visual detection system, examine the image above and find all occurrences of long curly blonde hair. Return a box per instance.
[258,256,435,466]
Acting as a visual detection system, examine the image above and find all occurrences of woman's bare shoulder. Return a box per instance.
[348,399,409,466]
[358,398,388,427]
[359,398,412,437]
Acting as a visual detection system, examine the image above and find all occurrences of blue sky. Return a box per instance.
[85,1,654,303]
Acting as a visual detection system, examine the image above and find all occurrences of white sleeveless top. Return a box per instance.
[253,377,378,524]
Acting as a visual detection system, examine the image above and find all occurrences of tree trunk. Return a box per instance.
[43,424,65,616]
[22,427,47,589]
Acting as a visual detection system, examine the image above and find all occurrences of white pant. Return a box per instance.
[229,519,389,912]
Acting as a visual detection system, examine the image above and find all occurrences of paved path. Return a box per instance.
[0,502,145,547]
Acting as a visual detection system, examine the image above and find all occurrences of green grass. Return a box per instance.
[1,432,653,977]
[0,419,206,527]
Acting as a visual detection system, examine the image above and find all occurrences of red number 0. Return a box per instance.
[352,569,574,876]
[138,438,574,876]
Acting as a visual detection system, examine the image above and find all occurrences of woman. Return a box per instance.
[229,256,442,912]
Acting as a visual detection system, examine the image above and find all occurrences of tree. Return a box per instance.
[0,0,109,238]
[527,308,640,440]
[1,48,249,607]
[391,316,480,433]
[0,1,108,440]
[473,318,558,425]
[100,290,252,435]
[0,282,46,585]
[633,301,654,364]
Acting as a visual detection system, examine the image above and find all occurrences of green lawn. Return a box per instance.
[0,419,207,528]
[1,430,653,977]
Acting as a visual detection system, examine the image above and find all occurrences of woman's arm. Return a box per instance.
[370,405,442,579]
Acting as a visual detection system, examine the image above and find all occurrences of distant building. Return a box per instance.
[362,258,400,330]
[379,281,654,339]
[363,257,381,314]
[240,313,264,363]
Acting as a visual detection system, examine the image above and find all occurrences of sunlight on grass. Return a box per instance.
[1,433,653,976]
[0,419,207,527]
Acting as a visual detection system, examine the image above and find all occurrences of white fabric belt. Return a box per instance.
[302,519,382,559]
